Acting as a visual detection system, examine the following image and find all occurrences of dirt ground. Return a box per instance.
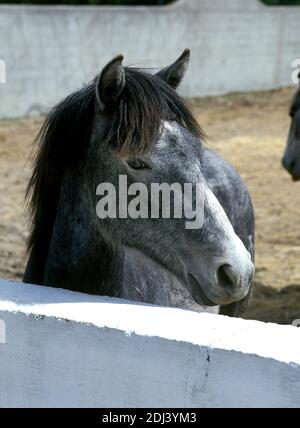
[1,87,300,324]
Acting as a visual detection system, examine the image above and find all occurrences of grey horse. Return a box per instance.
[24,50,255,317]
[282,73,300,180]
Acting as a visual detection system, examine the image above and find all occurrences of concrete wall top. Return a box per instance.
[1,279,300,365]
[0,279,300,407]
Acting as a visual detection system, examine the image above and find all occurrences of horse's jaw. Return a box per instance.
[121,246,219,313]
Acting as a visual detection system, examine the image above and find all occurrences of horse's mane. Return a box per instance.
[26,82,95,253]
[26,67,205,255]
[102,68,205,154]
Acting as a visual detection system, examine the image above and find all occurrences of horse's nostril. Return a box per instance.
[217,264,239,289]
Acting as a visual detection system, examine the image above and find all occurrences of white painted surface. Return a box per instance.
[0,0,300,118]
[0,59,6,84]
[0,279,299,408]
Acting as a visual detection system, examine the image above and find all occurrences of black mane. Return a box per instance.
[26,67,205,257]
[26,81,95,254]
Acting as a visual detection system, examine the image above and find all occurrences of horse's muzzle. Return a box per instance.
[188,238,255,306]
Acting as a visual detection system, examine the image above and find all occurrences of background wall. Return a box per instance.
[0,0,300,118]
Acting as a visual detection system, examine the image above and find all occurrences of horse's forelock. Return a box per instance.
[103,68,205,155]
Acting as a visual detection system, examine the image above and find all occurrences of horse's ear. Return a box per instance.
[96,55,125,109]
[156,49,190,89]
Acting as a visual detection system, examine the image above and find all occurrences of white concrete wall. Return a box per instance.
[0,0,300,118]
[0,279,299,408]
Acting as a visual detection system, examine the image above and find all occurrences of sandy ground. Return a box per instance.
[1,87,300,324]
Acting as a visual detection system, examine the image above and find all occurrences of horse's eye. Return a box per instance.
[127,159,148,170]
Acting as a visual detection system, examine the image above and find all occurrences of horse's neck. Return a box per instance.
[120,248,219,314]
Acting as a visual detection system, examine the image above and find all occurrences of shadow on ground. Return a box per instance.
[246,282,300,325]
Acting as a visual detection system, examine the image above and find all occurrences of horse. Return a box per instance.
[24,49,255,317]
[282,72,300,180]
